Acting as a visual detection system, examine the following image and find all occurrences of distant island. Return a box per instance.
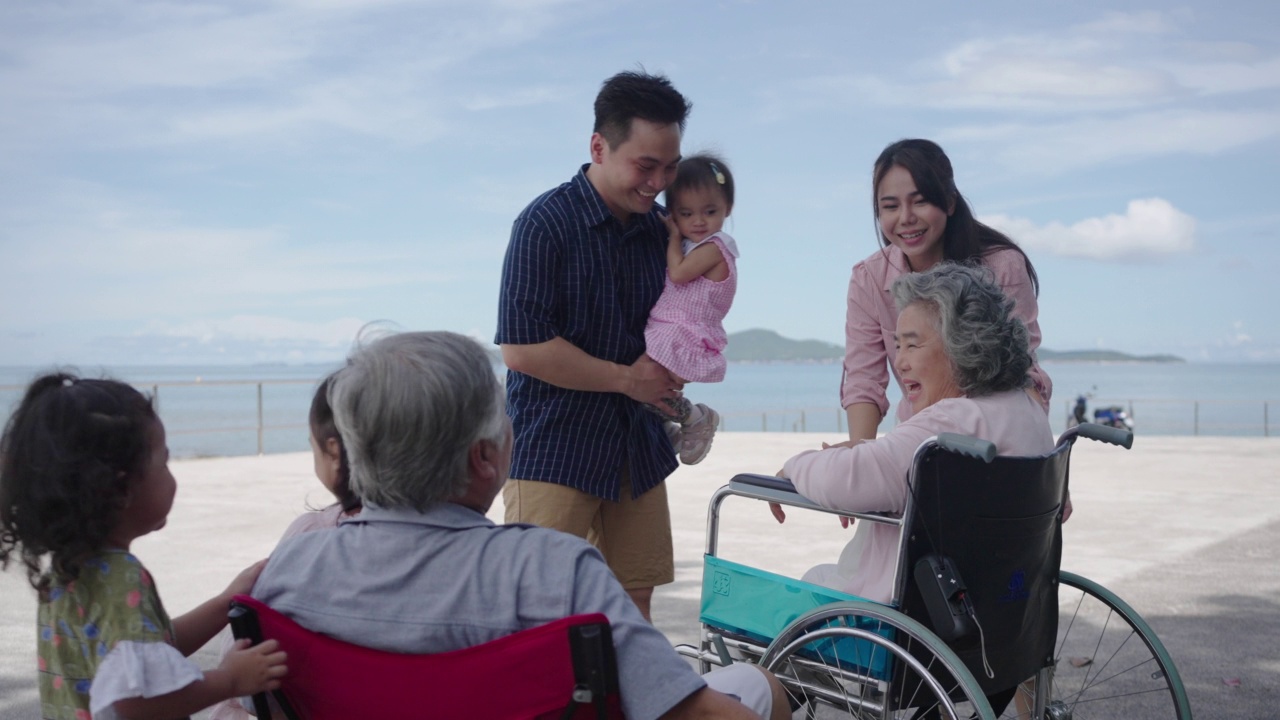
[486,329,1184,365]
[722,329,1184,364]
[1037,349,1184,363]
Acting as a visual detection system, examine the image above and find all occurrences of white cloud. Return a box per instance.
[935,38,1178,110]
[0,0,587,151]
[786,9,1278,120]
[984,198,1196,261]
[941,109,1280,174]
[141,315,366,345]
[0,178,453,327]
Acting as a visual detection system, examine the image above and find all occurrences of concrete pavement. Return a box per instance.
[2,433,1277,718]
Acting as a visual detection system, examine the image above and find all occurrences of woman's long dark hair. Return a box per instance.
[310,375,360,514]
[873,139,1038,295]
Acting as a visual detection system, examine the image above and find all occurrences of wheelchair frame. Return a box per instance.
[677,424,1192,720]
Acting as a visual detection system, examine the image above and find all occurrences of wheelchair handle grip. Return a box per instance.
[934,433,997,462]
[1076,422,1134,449]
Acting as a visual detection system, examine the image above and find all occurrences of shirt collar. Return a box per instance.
[881,245,912,293]
[340,502,495,531]
[571,164,618,229]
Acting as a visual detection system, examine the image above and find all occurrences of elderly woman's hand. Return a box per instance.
[821,440,864,528]
[769,467,789,523]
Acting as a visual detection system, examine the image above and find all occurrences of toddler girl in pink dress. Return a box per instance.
[645,153,739,465]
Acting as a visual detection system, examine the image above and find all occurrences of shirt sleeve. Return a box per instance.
[89,641,203,719]
[841,262,892,416]
[496,211,562,346]
[784,404,967,515]
[568,547,706,720]
[986,249,1053,410]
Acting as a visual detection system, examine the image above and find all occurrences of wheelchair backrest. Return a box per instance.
[229,595,623,720]
[899,438,1073,694]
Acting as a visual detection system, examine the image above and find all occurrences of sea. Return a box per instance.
[1,361,1277,459]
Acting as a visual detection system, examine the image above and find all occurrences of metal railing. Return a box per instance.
[1,378,316,457]
[717,398,1277,437]
[4,380,1276,458]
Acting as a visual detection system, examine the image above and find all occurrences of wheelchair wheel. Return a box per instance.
[759,601,994,719]
[1012,572,1191,719]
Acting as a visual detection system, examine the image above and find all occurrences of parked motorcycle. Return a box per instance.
[1093,405,1135,431]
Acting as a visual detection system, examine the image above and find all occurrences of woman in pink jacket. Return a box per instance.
[843,139,1051,442]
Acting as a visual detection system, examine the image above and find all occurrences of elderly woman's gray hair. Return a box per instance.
[328,331,507,512]
[891,263,1031,397]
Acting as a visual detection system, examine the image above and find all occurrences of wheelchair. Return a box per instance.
[229,595,622,719]
[676,423,1191,719]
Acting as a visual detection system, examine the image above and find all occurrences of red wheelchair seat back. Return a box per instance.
[229,595,623,719]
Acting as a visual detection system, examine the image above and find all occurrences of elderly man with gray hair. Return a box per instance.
[250,331,788,720]
[778,262,1056,605]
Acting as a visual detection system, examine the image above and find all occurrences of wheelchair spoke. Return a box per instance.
[1040,573,1192,719]
[759,602,991,719]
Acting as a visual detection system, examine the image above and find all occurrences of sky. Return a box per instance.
[1,0,1278,367]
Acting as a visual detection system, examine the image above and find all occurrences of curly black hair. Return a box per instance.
[0,373,156,594]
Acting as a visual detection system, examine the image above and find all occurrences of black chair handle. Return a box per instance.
[1076,422,1134,449]
[228,603,275,720]
[935,433,997,462]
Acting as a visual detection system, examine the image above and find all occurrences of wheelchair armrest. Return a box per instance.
[728,473,831,514]
[724,473,901,527]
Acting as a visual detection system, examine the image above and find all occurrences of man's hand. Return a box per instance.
[623,354,683,406]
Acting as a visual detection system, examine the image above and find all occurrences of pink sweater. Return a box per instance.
[783,389,1053,603]
[841,246,1052,422]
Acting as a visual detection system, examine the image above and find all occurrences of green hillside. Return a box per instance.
[1038,349,1184,363]
[722,329,1184,363]
[725,329,843,362]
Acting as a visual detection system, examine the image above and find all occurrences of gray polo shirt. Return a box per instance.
[252,502,706,720]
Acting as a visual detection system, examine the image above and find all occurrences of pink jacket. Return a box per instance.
[783,389,1054,602]
[841,246,1052,422]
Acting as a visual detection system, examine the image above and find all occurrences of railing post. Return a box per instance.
[256,383,264,455]
[151,384,159,406]
[1265,402,1270,438]
[1193,401,1199,436]
[800,410,806,433]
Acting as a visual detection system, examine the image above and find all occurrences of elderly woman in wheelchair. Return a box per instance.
[683,263,1189,719]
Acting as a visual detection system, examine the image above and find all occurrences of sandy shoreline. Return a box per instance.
[3,432,1278,719]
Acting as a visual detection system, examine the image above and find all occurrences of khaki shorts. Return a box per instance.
[503,469,674,589]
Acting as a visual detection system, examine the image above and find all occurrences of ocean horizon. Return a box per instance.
[3,360,1278,458]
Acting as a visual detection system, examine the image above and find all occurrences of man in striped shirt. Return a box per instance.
[496,71,690,621]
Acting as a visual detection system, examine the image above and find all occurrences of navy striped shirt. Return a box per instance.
[496,165,677,501]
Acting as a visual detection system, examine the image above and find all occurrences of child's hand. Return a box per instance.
[223,559,269,598]
[223,638,288,696]
[661,212,681,240]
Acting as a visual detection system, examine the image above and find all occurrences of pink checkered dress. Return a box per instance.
[644,232,739,383]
